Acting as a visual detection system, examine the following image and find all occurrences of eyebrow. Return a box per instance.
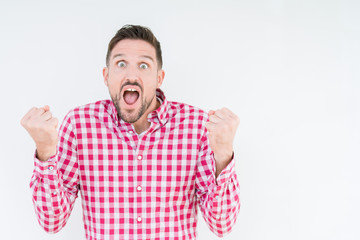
[112,54,154,62]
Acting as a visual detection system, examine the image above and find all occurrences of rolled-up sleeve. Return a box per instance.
[195,130,241,237]
[29,112,79,233]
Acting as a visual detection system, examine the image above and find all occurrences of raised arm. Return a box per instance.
[21,106,79,233]
[196,108,241,237]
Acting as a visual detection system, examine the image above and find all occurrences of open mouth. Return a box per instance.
[123,88,140,105]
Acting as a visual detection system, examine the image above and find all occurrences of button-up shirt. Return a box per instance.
[30,89,241,240]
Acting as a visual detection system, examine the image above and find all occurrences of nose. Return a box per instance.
[124,64,140,82]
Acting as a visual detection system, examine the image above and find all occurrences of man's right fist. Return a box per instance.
[21,106,58,161]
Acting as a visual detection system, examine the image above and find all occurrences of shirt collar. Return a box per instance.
[147,88,168,125]
[108,88,169,127]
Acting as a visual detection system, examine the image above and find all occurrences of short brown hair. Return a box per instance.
[106,24,163,69]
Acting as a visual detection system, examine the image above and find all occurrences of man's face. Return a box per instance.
[103,39,164,124]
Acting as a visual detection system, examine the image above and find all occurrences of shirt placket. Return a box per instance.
[131,124,149,234]
[134,139,143,230]
[133,122,160,237]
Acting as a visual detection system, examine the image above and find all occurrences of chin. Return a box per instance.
[120,114,139,123]
[118,106,145,123]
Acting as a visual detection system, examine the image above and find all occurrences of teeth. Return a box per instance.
[125,88,137,92]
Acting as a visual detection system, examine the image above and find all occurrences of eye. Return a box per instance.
[117,61,126,68]
[139,63,149,69]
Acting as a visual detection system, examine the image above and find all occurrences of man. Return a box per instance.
[21,25,240,239]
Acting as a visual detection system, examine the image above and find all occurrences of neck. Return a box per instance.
[133,99,160,134]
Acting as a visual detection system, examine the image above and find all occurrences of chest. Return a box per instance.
[75,118,202,196]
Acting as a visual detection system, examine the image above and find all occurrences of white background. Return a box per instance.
[0,0,359,239]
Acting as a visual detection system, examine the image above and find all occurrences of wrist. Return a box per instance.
[214,150,233,178]
[213,149,233,164]
[36,145,56,162]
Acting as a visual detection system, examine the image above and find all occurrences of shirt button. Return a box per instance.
[48,166,54,170]
[136,185,142,192]
[137,217,142,222]
[129,130,134,134]
[52,191,57,196]
[215,195,219,200]
[137,155,142,160]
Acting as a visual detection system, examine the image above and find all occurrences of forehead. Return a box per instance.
[111,39,156,59]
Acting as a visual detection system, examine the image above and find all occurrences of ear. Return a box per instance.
[157,69,165,88]
[103,67,109,86]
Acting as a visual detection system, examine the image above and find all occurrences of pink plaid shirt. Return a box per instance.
[30,89,240,239]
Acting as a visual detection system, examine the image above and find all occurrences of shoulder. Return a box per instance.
[64,100,112,122]
[167,100,209,122]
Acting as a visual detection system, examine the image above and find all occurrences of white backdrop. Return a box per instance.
[0,0,359,239]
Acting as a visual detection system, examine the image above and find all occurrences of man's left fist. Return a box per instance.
[205,107,240,177]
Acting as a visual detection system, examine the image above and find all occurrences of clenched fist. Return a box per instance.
[205,107,240,177]
[21,106,58,161]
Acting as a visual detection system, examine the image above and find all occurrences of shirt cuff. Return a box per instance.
[33,151,58,180]
[215,154,236,186]
[209,155,237,219]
